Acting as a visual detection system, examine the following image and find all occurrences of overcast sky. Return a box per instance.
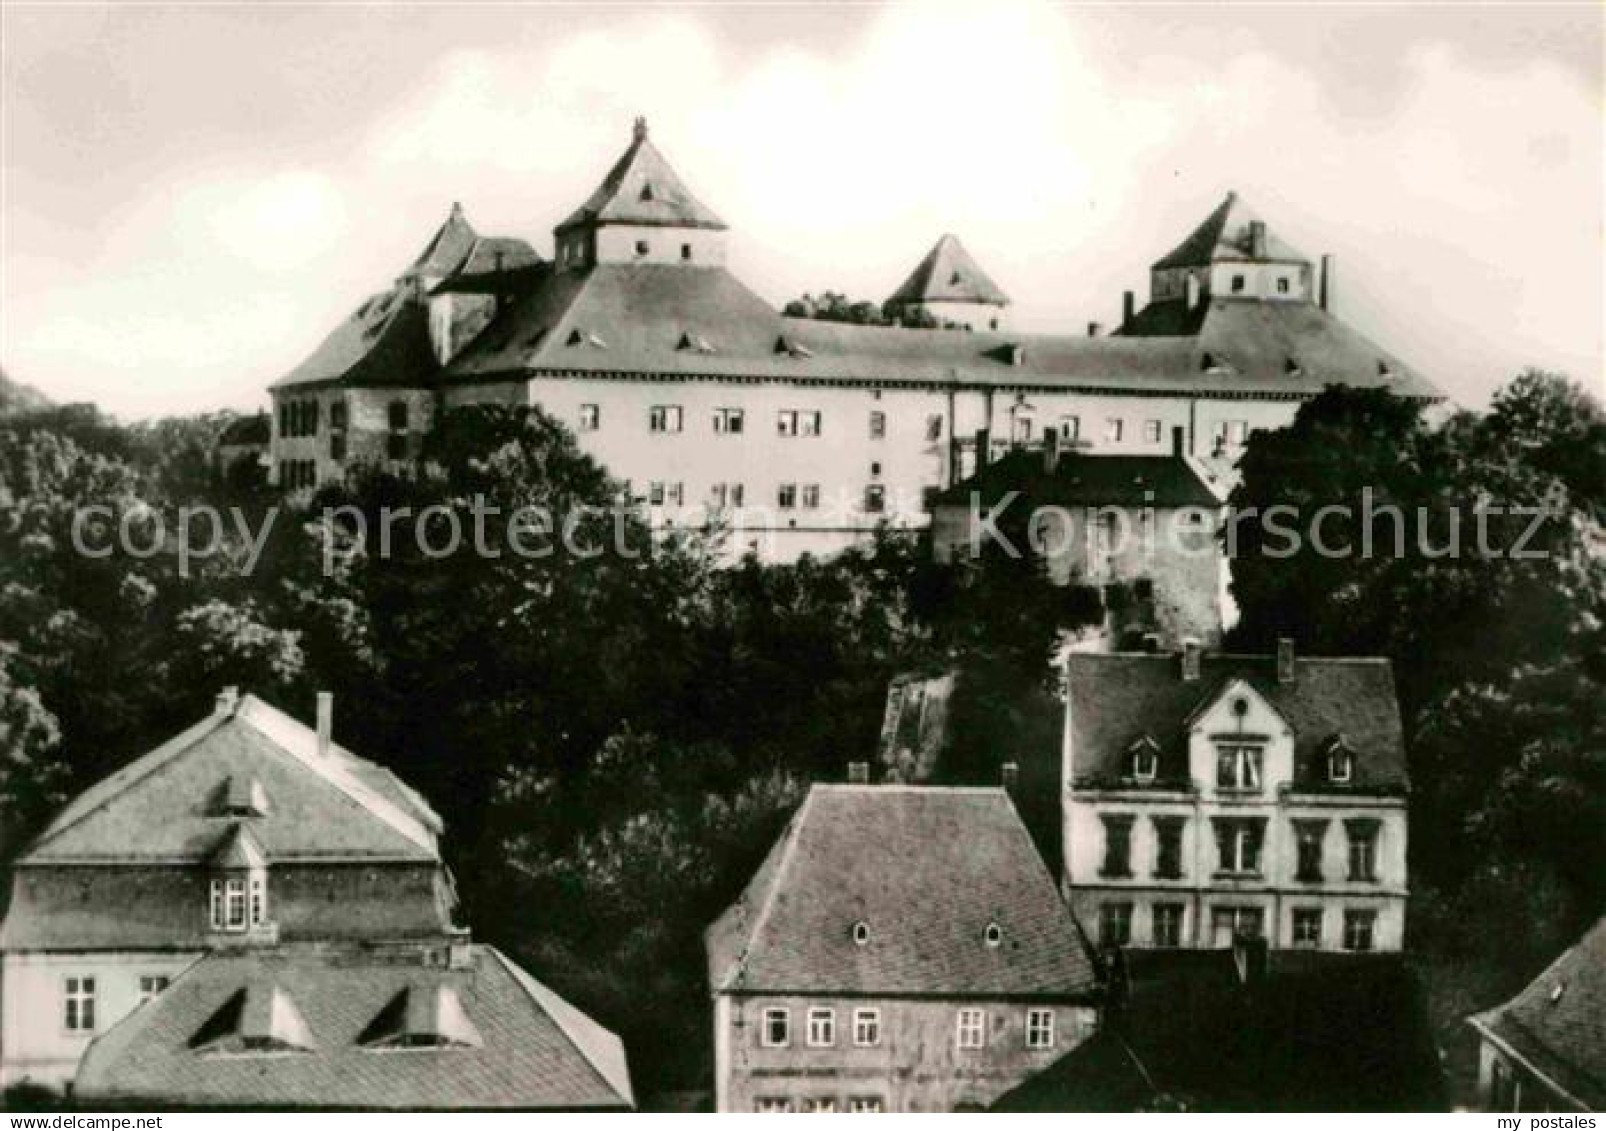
[2,2,1600,419]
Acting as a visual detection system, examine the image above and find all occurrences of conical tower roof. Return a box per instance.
[1152,192,1309,269]
[403,202,480,279]
[887,233,1009,307]
[555,118,726,235]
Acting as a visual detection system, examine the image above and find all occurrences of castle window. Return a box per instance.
[1211,906,1264,945]
[1099,903,1133,948]
[806,1007,836,1047]
[63,976,96,1033]
[1345,820,1380,881]
[388,401,409,431]
[330,433,346,461]
[635,239,650,257]
[984,922,1003,948]
[926,414,943,441]
[1144,419,1162,444]
[1011,415,1035,443]
[1105,418,1124,443]
[1025,1009,1055,1050]
[1343,909,1377,952]
[139,975,170,1004]
[1277,277,1290,294]
[755,1099,792,1113]
[211,877,249,931]
[1216,744,1263,792]
[681,243,692,261]
[863,484,886,513]
[801,411,822,437]
[801,1098,837,1114]
[1100,815,1134,878]
[648,405,684,433]
[801,484,820,509]
[870,461,882,477]
[956,1008,986,1050]
[713,407,744,434]
[777,483,797,509]
[1231,274,1246,294]
[1152,903,1184,947]
[869,411,886,439]
[761,1007,789,1048]
[777,410,798,437]
[848,1098,885,1113]
[852,921,870,947]
[579,404,600,432]
[1059,415,1080,442]
[1292,908,1323,948]
[330,401,348,430]
[853,1008,880,1047]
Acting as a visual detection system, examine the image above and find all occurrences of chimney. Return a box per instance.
[1319,254,1333,311]
[214,686,240,717]
[1276,637,1295,684]
[446,927,473,970]
[975,428,991,469]
[316,692,333,758]
[847,761,870,785]
[1042,426,1061,475]
[1248,220,1267,259]
[1123,290,1135,326]
[1171,426,1185,458]
[1181,638,1202,682]
[1185,273,1202,309]
[1086,321,1102,338]
[1233,935,1269,986]
[1001,761,1020,790]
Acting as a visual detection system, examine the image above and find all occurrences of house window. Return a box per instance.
[330,432,346,461]
[1294,820,1327,881]
[869,411,886,439]
[1292,908,1323,948]
[801,484,820,509]
[1105,418,1124,443]
[1328,745,1353,783]
[1128,744,1158,783]
[1144,419,1162,444]
[1343,909,1377,952]
[1153,817,1185,880]
[806,1007,836,1047]
[635,239,650,257]
[711,483,745,509]
[681,243,693,261]
[330,401,347,430]
[801,411,822,437]
[713,407,744,434]
[1025,1008,1055,1050]
[801,1098,837,1114]
[1100,815,1133,878]
[250,876,267,925]
[777,483,797,509]
[926,414,943,441]
[579,404,600,431]
[1231,274,1246,293]
[761,1007,789,1047]
[138,975,170,1004]
[388,401,409,432]
[956,1008,986,1050]
[1152,902,1184,947]
[1059,415,1080,442]
[1011,415,1035,443]
[649,405,684,433]
[1099,903,1133,948]
[755,1098,792,1113]
[211,877,249,931]
[853,1008,880,1047]
[777,410,799,437]
[1346,820,1380,881]
[1214,818,1265,875]
[863,485,886,513]
[386,433,408,460]
[848,1097,885,1113]
[1211,906,1264,945]
[1277,277,1290,294]
[1490,1059,1519,1112]
[1215,744,1263,791]
[63,976,96,1033]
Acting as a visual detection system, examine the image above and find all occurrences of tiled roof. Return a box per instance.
[443,264,1439,400]
[932,450,1222,510]
[217,413,270,446]
[405,202,481,279]
[432,237,545,296]
[270,284,439,391]
[705,784,1096,998]
[555,119,726,234]
[1470,916,1606,1110]
[1152,192,1309,270]
[1065,652,1408,791]
[18,694,440,864]
[887,233,1009,308]
[74,944,634,1110]
[994,949,1445,1111]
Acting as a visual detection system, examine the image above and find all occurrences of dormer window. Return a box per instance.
[1215,744,1262,792]
[983,922,1003,948]
[851,921,870,947]
[1326,738,1354,784]
[639,182,655,202]
[191,985,315,1056]
[359,985,483,1051]
[214,774,268,818]
[208,824,268,934]
[1126,737,1159,783]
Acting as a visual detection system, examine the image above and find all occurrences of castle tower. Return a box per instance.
[552,117,729,271]
[1145,191,1315,310]
[885,233,1011,331]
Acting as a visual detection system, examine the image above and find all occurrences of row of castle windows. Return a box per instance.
[1098,814,1380,882]
[1097,902,1378,951]
[1124,741,1353,788]
[641,481,885,512]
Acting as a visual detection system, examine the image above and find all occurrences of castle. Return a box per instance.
[268,118,1441,561]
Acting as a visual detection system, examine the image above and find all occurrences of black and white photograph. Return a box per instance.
[0,0,1601,1116]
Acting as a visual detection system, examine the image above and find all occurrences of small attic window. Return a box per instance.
[639,182,655,202]
[1231,696,1250,718]
[775,335,813,359]
[950,270,964,285]
[1285,357,1304,377]
[1325,737,1354,784]
[191,985,315,1056]
[1201,352,1230,374]
[360,985,483,1051]
[1126,737,1159,783]
[1377,360,1394,378]
[984,922,1003,948]
[216,774,269,818]
[678,331,716,354]
[1549,982,1566,1004]
[635,240,650,257]
[567,328,607,349]
[852,921,870,947]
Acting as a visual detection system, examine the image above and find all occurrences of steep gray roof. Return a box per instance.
[75,944,633,1110]
[1065,652,1408,792]
[705,784,1096,998]
[444,264,1439,400]
[887,233,1009,308]
[270,284,438,392]
[555,119,726,234]
[1152,192,1309,269]
[1470,916,1606,1110]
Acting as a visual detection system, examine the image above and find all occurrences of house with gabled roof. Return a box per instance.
[1063,642,1409,956]
[1468,915,1604,1112]
[705,781,1098,1112]
[0,689,632,1109]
